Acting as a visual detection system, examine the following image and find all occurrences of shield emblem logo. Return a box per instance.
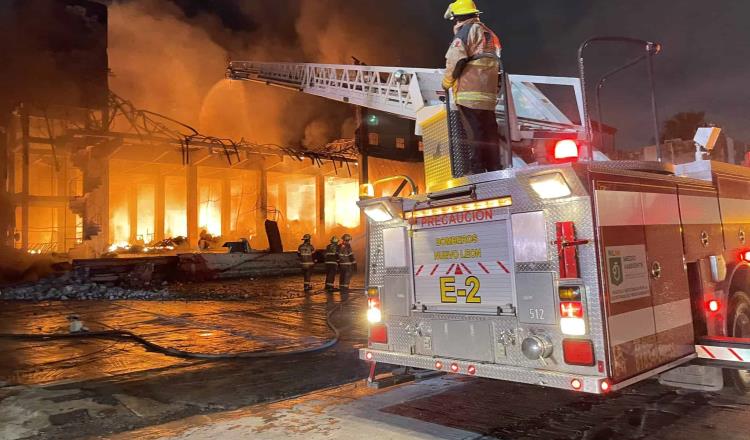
[609,256,624,286]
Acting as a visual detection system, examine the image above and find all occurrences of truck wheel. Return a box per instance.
[725,291,750,395]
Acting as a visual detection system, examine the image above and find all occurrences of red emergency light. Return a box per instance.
[554,139,580,160]
[707,300,720,313]
[741,250,750,263]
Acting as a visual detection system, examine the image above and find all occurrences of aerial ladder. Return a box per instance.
[227,57,750,395]
[226,61,587,176]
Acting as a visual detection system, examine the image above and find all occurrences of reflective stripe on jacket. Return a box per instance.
[443,18,502,111]
[298,243,315,267]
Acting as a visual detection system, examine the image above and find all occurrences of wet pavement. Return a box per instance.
[113,376,750,440]
[4,273,750,439]
[0,275,371,439]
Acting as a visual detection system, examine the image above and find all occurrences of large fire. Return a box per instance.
[106,166,364,252]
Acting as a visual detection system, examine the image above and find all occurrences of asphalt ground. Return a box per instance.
[114,375,750,440]
[0,275,371,439]
[3,274,750,439]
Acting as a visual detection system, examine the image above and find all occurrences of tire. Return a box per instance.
[725,291,750,395]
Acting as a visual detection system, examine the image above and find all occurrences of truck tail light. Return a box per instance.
[560,301,583,318]
[563,339,595,366]
[560,318,586,336]
[559,288,587,336]
[554,139,579,161]
[741,250,750,263]
[570,378,583,391]
[369,324,388,344]
[367,287,382,324]
[707,299,720,313]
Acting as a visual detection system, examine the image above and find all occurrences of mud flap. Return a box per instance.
[659,364,724,392]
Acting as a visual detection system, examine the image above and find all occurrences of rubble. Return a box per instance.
[0,273,172,301]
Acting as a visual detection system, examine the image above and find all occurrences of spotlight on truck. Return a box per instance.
[363,204,395,222]
[529,173,572,199]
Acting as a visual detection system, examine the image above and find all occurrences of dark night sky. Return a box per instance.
[164,0,750,148]
[3,0,747,149]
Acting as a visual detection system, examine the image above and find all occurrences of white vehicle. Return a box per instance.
[227,44,750,394]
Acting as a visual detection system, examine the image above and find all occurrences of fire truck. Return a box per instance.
[226,40,750,395]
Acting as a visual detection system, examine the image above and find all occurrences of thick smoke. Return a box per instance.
[107,0,439,149]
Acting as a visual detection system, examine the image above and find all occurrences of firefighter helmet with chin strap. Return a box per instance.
[444,0,481,20]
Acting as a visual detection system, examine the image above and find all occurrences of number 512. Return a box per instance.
[439,276,481,304]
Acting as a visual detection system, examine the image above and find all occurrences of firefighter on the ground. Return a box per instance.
[443,0,503,175]
[324,236,340,292]
[338,234,356,295]
[298,234,315,291]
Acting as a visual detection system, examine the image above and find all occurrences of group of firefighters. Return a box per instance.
[297,234,356,294]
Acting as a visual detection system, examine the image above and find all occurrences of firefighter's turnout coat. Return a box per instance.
[298,242,315,267]
[443,18,502,111]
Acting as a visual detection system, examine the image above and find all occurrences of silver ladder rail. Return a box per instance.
[227,61,447,120]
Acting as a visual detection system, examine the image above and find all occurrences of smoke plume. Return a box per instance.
[107,0,439,149]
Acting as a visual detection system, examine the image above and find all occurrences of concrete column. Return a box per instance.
[20,104,30,251]
[278,174,287,222]
[128,184,137,243]
[0,110,11,247]
[221,178,231,237]
[257,168,268,249]
[316,174,325,243]
[186,165,198,248]
[155,173,165,241]
[100,161,110,247]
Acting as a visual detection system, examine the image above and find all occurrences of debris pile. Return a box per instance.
[0,272,171,301]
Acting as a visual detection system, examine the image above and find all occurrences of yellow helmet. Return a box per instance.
[444,0,481,20]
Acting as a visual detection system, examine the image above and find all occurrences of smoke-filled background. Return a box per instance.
[106,0,440,149]
[1,0,749,148]
[103,0,750,149]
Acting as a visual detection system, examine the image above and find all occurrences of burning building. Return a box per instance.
[0,0,425,259]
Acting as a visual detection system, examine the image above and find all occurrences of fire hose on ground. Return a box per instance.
[0,287,362,360]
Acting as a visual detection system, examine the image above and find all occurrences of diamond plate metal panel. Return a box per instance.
[421,111,454,194]
[516,262,554,272]
[448,109,472,178]
[369,165,610,379]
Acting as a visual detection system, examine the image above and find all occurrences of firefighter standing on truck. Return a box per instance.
[298,234,315,292]
[442,0,503,174]
[324,236,339,292]
[338,234,355,295]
